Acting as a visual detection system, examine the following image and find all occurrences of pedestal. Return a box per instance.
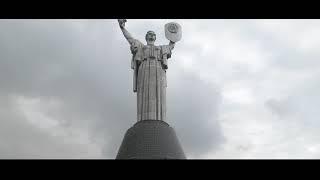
[116,120,186,159]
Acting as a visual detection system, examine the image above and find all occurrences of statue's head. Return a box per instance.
[145,31,156,45]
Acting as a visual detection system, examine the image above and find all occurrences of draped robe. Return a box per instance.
[130,39,173,121]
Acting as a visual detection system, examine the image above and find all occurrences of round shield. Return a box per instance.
[165,22,182,42]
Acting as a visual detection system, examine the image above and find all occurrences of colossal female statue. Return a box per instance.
[118,19,181,122]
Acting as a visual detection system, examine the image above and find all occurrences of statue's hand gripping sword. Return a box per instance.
[118,19,127,28]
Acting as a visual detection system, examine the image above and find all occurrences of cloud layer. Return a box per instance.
[0,20,225,158]
[1,19,320,159]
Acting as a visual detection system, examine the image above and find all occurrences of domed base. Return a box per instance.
[116,120,186,159]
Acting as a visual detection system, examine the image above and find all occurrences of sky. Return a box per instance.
[0,19,320,159]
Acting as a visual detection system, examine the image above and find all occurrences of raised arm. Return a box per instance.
[118,19,135,45]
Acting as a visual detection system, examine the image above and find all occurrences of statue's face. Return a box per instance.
[146,31,156,44]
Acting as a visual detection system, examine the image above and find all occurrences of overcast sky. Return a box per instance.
[1,19,320,159]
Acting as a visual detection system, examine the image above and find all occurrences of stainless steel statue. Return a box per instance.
[118,19,182,122]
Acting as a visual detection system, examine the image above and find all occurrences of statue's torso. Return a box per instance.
[131,40,171,63]
[142,45,161,60]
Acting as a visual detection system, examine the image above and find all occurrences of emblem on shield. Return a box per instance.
[165,22,182,42]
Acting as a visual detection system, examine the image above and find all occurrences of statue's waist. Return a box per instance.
[134,49,164,61]
[142,57,159,61]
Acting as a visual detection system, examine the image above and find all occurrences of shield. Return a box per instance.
[165,22,182,42]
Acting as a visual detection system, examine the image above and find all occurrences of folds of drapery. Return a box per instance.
[129,39,173,121]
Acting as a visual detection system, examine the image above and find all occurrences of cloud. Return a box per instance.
[0,19,225,158]
[2,19,320,159]
[0,95,101,158]
[202,20,320,159]
[167,67,225,158]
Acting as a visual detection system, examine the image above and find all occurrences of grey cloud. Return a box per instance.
[0,20,224,158]
[167,70,225,157]
[0,95,97,158]
[265,98,293,117]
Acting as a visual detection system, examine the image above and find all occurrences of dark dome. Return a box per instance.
[116,120,186,159]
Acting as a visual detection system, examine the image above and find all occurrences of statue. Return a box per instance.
[118,19,182,122]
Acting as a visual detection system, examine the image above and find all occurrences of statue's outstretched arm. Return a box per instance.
[118,19,135,45]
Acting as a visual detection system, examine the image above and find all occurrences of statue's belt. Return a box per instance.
[142,58,162,61]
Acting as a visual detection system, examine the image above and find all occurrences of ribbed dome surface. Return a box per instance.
[116,120,186,159]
